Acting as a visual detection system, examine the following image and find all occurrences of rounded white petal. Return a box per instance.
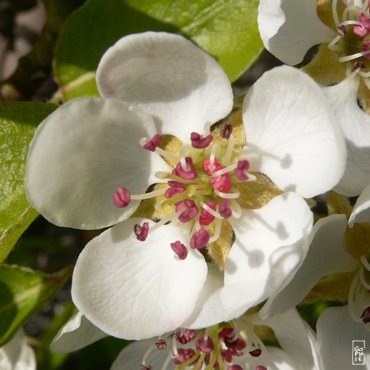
[183,264,225,329]
[261,215,357,318]
[51,311,107,353]
[111,339,173,370]
[244,66,346,198]
[221,192,313,321]
[349,184,370,226]
[324,77,370,196]
[317,306,370,370]
[26,98,168,229]
[0,330,36,370]
[97,32,233,143]
[254,309,320,370]
[72,218,208,340]
[258,0,335,65]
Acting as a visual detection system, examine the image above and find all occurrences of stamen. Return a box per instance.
[209,144,219,171]
[180,146,190,172]
[361,306,370,323]
[165,181,186,198]
[190,229,210,249]
[255,366,267,370]
[173,348,197,365]
[154,146,179,163]
[339,49,370,62]
[131,187,167,201]
[140,364,152,370]
[134,222,149,241]
[215,189,240,199]
[196,334,214,353]
[328,34,342,51]
[173,157,197,180]
[359,265,370,289]
[230,200,242,219]
[141,135,162,152]
[332,0,340,26]
[155,171,199,184]
[212,163,238,177]
[352,61,365,71]
[141,342,156,370]
[227,366,243,370]
[170,241,188,260]
[234,160,250,181]
[219,200,232,218]
[199,201,218,226]
[155,338,168,350]
[249,348,262,357]
[221,123,233,139]
[224,134,235,164]
[210,173,232,193]
[209,219,222,243]
[113,186,131,208]
[176,199,198,223]
[191,132,214,148]
[175,328,196,344]
[160,355,172,370]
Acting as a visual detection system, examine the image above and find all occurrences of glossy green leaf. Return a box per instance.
[0,103,56,262]
[0,264,72,345]
[55,0,262,100]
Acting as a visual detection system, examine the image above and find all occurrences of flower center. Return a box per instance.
[139,320,269,370]
[113,124,253,262]
[329,0,370,86]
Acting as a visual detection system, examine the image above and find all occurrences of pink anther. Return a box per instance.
[190,229,210,249]
[210,173,232,193]
[134,222,149,241]
[235,160,250,181]
[195,334,214,353]
[173,348,197,365]
[113,186,131,208]
[165,181,186,198]
[354,13,370,37]
[221,123,233,139]
[173,157,197,180]
[155,338,167,350]
[143,134,162,151]
[170,241,188,260]
[203,158,223,176]
[255,366,267,370]
[199,201,217,226]
[361,306,370,324]
[219,199,232,218]
[249,348,262,357]
[175,200,198,223]
[352,61,366,72]
[191,132,213,148]
[175,328,196,344]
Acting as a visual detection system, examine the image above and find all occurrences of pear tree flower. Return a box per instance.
[26,32,346,340]
[258,0,370,196]
[52,309,320,370]
[0,329,36,370]
[259,185,370,368]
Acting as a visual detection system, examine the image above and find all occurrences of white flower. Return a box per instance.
[260,185,370,369]
[26,32,346,340]
[52,309,320,370]
[0,330,36,370]
[258,0,370,196]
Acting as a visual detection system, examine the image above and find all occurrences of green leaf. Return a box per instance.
[0,103,56,262]
[55,0,262,100]
[0,264,72,345]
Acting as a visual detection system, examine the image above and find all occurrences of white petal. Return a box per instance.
[183,264,225,329]
[258,0,335,65]
[111,339,173,370]
[97,32,233,143]
[72,218,208,340]
[244,66,346,198]
[324,77,370,196]
[26,98,168,229]
[254,309,320,370]
[51,311,107,353]
[221,192,313,321]
[349,184,370,226]
[261,215,357,318]
[317,306,370,370]
[0,330,36,370]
